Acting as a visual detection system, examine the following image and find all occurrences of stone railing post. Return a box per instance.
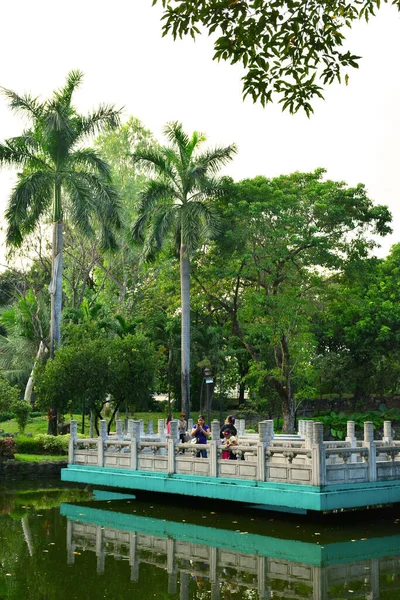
[168,420,178,474]
[208,441,217,477]
[238,419,245,436]
[266,420,274,443]
[158,419,165,439]
[147,419,154,435]
[311,422,326,486]
[383,420,393,445]
[68,420,78,464]
[130,420,141,470]
[298,420,306,438]
[211,420,220,443]
[127,419,134,439]
[209,421,220,477]
[98,420,107,467]
[139,419,145,437]
[116,419,124,440]
[257,421,270,482]
[346,420,357,463]
[363,422,377,482]
[346,420,356,442]
[305,420,314,448]
[158,418,166,455]
[188,418,194,432]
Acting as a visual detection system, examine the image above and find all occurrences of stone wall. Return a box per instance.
[0,460,67,480]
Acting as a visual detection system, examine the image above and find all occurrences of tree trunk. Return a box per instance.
[180,244,191,419]
[273,334,296,433]
[47,201,63,435]
[49,221,63,358]
[238,382,246,406]
[24,340,46,404]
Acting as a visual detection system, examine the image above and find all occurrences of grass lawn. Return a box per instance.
[14,454,67,462]
[0,411,226,438]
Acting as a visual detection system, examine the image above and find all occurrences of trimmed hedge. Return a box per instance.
[0,411,15,423]
[16,434,69,455]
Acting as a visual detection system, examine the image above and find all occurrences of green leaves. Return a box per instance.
[152,0,397,113]
[131,121,236,257]
[0,71,122,248]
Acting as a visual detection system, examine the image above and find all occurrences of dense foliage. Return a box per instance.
[153,0,400,114]
[0,96,397,433]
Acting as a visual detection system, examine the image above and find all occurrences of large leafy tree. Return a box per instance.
[0,70,122,377]
[194,170,392,432]
[153,0,400,115]
[313,245,400,400]
[131,121,237,417]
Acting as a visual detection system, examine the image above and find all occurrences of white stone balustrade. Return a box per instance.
[69,419,400,487]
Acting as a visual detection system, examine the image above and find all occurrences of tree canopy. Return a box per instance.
[153,0,400,115]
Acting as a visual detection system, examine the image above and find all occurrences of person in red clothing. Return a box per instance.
[166,414,173,434]
[221,429,238,460]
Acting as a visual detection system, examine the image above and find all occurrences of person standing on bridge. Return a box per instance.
[221,429,238,460]
[220,415,237,439]
[191,415,211,458]
[178,413,187,442]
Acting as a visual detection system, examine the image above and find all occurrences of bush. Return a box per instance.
[12,401,31,433]
[0,411,15,422]
[16,434,69,455]
[0,437,17,459]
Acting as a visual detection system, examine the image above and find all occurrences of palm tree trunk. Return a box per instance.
[49,221,63,358]
[48,201,63,434]
[24,340,46,404]
[180,244,191,419]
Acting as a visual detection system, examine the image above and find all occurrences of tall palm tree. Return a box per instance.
[0,70,122,362]
[131,121,236,417]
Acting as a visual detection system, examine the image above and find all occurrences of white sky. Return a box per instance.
[0,0,399,268]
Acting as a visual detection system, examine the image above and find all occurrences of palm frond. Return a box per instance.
[53,70,84,107]
[0,134,48,171]
[136,179,176,215]
[141,204,178,260]
[78,104,122,139]
[98,224,119,252]
[66,172,121,245]
[0,88,42,120]
[64,174,94,236]
[5,171,54,246]
[132,146,175,179]
[68,148,112,181]
[181,201,220,250]
[131,212,150,243]
[194,144,238,174]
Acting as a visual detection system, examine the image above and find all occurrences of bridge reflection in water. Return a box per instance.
[61,498,400,600]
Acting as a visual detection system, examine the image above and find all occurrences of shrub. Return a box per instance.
[16,434,69,455]
[0,411,15,422]
[0,437,17,459]
[12,401,31,433]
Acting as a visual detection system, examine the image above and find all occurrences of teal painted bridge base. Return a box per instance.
[61,465,400,512]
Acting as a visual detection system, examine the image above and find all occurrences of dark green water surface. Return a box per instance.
[1,480,400,599]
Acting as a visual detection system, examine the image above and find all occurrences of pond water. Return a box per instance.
[1,480,400,599]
